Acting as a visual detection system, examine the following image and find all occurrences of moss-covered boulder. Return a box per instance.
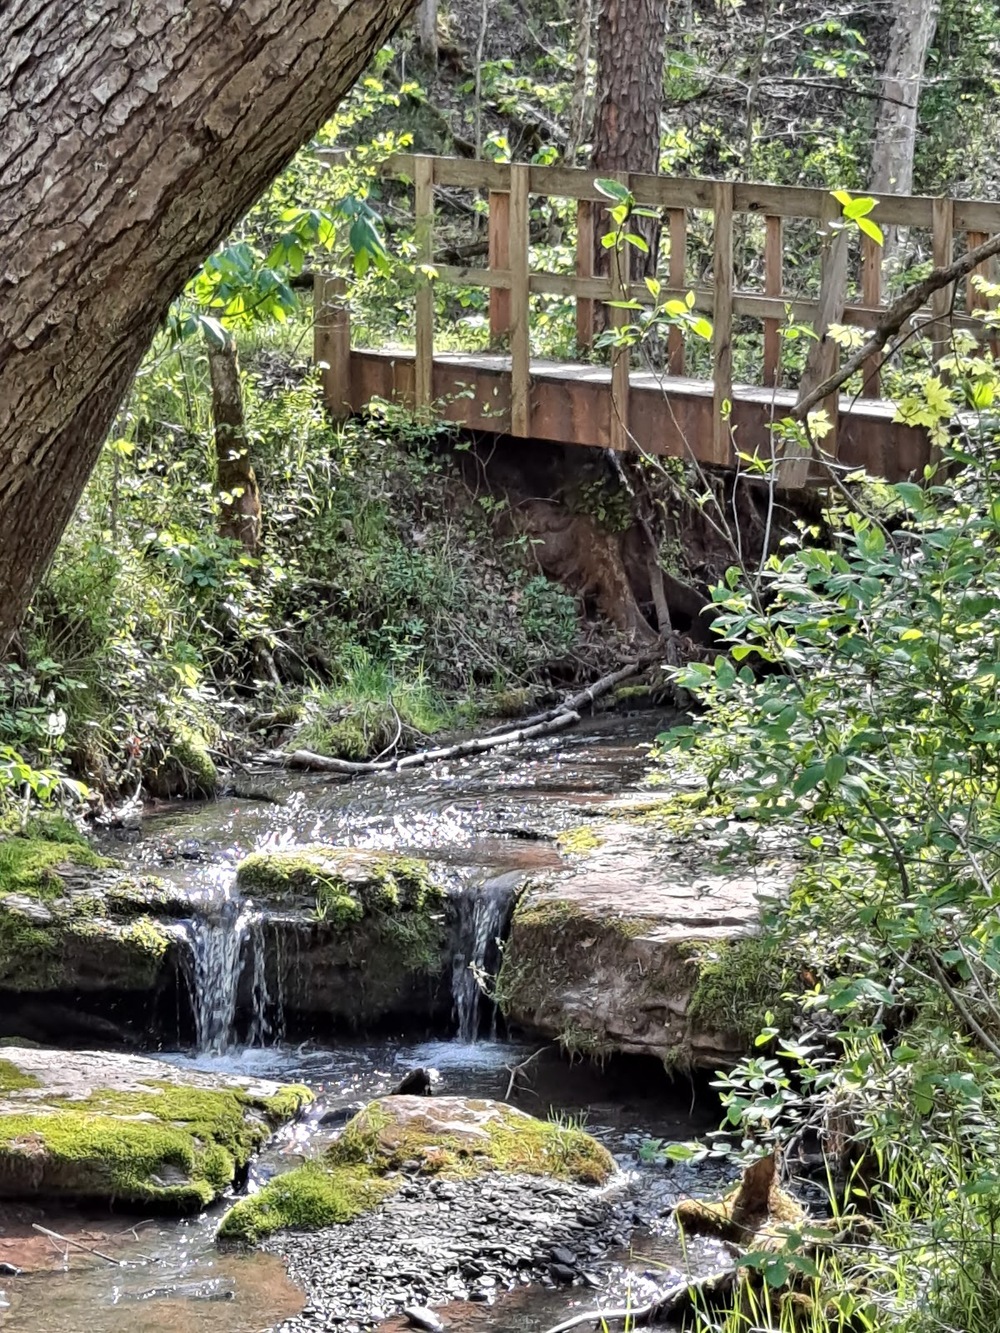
[219,1094,614,1244]
[235,848,449,1029]
[498,808,795,1068]
[0,1046,311,1211]
[0,826,183,999]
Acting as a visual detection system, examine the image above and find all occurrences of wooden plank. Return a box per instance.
[488,190,511,344]
[762,214,782,387]
[313,273,351,420]
[508,162,531,437]
[931,196,954,366]
[575,199,596,353]
[966,230,988,314]
[609,226,630,452]
[953,200,1000,233]
[414,156,435,412]
[711,182,734,465]
[860,231,882,397]
[667,208,687,376]
[436,264,512,289]
[785,193,849,486]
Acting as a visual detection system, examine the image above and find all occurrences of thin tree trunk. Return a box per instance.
[416,0,438,63]
[870,0,939,198]
[565,0,594,162]
[207,338,261,556]
[0,0,414,653]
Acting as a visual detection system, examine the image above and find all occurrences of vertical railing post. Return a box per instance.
[931,197,955,368]
[508,162,531,437]
[575,199,595,354]
[609,206,631,452]
[488,187,511,345]
[313,273,351,421]
[667,207,687,377]
[712,181,734,466]
[860,231,882,397]
[762,214,782,387]
[785,193,848,487]
[413,155,435,413]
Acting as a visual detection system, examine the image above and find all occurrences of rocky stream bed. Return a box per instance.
[0,711,787,1331]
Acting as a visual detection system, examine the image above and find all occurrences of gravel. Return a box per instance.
[267,1172,634,1332]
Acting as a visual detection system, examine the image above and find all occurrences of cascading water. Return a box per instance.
[451,873,519,1042]
[181,866,282,1053]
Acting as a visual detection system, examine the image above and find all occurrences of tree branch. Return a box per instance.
[793,229,1000,421]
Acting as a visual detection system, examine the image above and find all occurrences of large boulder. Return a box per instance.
[0,826,190,1040]
[235,848,450,1028]
[499,800,795,1067]
[219,1093,615,1244]
[0,1046,311,1211]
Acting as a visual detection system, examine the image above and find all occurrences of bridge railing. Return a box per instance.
[314,152,1000,463]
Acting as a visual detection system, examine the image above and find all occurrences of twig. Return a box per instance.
[503,1045,549,1100]
[31,1223,122,1266]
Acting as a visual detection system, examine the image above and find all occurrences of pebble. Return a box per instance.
[404,1308,444,1332]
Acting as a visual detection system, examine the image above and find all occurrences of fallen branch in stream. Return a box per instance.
[270,657,662,776]
[540,1266,736,1333]
[32,1222,122,1267]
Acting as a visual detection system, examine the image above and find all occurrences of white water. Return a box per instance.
[182,867,281,1053]
[451,875,518,1042]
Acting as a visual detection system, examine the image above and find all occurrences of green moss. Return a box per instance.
[0,835,105,902]
[685,936,794,1046]
[218,1161,393,1244]
[556,826,604,856]
[145,722,218,799]
[331,1097,614,1186]
[0,1080,312,1212]
[236,848,446,974]
[220,1095,614,1245]
[0,1059,40,1092]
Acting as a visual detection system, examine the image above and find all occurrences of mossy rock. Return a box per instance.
[144,723,218,800]
[237,847,447,981]
[0,830,187,997]
[218,1094,614,1244]
[0,1047,312,1211]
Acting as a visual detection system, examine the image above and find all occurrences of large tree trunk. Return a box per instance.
[0,0,414,652]
[869,0,939,198]
[591,0,669,300]
[207,338,261,556]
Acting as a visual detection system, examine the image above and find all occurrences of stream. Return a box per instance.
[0,711,733,1332]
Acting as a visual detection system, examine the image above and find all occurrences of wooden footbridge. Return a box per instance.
[312,154,1000,485]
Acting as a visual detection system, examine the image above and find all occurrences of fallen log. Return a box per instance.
[540,1265,735,1333]
[273,656,663,776]
[279,709,581,775]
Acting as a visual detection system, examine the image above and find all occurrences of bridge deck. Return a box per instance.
[348,347,931,482]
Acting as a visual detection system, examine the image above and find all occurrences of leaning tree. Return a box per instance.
[0,0,414,650]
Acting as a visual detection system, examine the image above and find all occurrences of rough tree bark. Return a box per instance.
[870,0,939,198]
[591,0,669,279]
[416,0,438,63]
[0,0,414,652]
[207,337,261,556]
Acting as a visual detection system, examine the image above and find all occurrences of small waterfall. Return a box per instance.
[181,867,283,1054]
[451,874,519,1042]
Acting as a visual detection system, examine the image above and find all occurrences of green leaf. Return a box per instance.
[857,215,884,246]
[594,177,632,203]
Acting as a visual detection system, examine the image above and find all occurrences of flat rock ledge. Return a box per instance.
[499,806,796,1067]
[0,1046,311,1211]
